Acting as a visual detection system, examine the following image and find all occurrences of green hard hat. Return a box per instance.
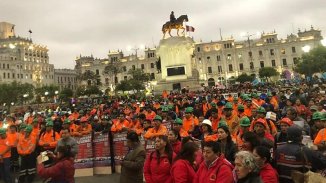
[24,125,33,133]
[224,102,233,109]
[153,115,163,122]
[46,121,54,127]
[256,107,266,113]
[32,118,38,123]
[218,120,228,128]
[0,128,6,135]
[185,107,194,113]
[174,118,183,125]
[161,106,169,112]
[321,112,326,121]
[168,104,174,110]
[245,97,252,101]
[210,102,217,107]
[19,123,27,130]
[240,117,251,127]
[63,119,71,125]
[312,112,322,120]
[267,92,273,97]
[79,110,84,114]
[238,104,245,110]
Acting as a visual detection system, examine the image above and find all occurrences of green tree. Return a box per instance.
[103,60,122,85]
[59,88,74,102]
[0,82,34,105]
[79,70,101,86]
[127,69,150,92]
[295,45,326,77]
[259,67,279,81]
[85,85,102,96]
[115,80,132,93]
[236,73,255,83]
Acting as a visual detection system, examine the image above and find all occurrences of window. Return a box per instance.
[21,74,23,79]
[250,62,254,70]
[132,65,136,70]
[30,74,32,79]
[281,49,285,54]
[227,54,231,60]
[7,73,10,78]
[228,64,233,72]
[96,69,99,75]
[147,52,155,58]
[207,56,211,61]
[216,55,221,61]
[96,79,101,85]
[239,63,244,71]
[150,73,155,80]
[3,73,5,79]
[197,47,200,52]
[218,66,222,73]
[12,73,15,78]
[248,51,252,57]
[292,47,296,53]
[224,43,233,49]
[2,64,4,69]
[271,60,276,67]
[150,63,155,68]
[270,49,274,56]
[114,77,118,84]
[282,58,287,66]
[260,61,264,68]
[123,66,127,72]
[141,64,145,69]
[293,57,299,65]
[124,76,128,80]
[7,64,10,69]
[208,67,212,73]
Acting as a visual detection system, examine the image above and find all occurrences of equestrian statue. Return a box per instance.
[162,11,188,39]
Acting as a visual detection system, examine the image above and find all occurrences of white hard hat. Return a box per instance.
[202,119,212,127]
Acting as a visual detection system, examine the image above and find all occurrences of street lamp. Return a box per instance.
[302,45,311,53]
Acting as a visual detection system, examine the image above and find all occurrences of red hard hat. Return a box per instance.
[280,117,293,126]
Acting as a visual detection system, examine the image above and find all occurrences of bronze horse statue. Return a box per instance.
[162,15,188,39]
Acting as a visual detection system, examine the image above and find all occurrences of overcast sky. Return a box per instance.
[1,0,325,69]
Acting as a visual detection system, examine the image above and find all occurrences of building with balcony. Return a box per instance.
[54,69,78,91]
[0,22,54,87]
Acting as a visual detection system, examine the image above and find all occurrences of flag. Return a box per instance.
[28,29,32,34]
[186,25,195,32]
[252,78,260,86]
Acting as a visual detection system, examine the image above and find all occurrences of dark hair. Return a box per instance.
[126,131,139,142]
[174,142,198,165]
[203,141,221,154]
[181,136,194,147]
[154,135,173,165]
[57,145,73,158]
[138,113,146,120]
[202,123,213,133]
[242,132,261,150]
[217,126,232,144]
[170,129,181,141]
[254,146,271,163]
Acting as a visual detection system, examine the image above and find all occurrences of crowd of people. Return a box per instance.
[0,82,325,183]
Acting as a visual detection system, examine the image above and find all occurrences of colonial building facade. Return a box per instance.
[54,69,78,91]
[75,26,323,90]
[0,22,55,87]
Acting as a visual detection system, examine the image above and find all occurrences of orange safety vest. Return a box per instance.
[0,138,11,158]
[182,116,199,132]
[6,132,19,147]
[39,130,60,149]
[144,125,168,139]
[17,135,36,155]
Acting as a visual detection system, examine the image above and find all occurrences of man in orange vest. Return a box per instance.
[182,107,199,134]
[17,125,37,183]
[173,118,189,137]
[7,124,19,171]
[144,115,168,139]
[222,102,239,136]
[39,119,60,152]
[111,114,129,133]
[0,128,11,183]
[76,117,92,136]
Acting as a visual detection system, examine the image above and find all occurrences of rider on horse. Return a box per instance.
[170,11,176,24]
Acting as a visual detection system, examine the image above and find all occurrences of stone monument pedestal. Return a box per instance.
[154,36,201,93]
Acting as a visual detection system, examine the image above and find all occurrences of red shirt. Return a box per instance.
[171,159,196,183]
[144,152,176,183]
[194,156,234,183]
[260,163,279,183]
[171,141,181,155]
